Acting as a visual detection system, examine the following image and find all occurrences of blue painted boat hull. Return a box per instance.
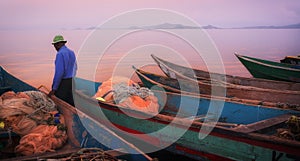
[74,77,300,161]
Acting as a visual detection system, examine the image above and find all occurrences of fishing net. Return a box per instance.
[42,148,118,161]
[0,98,33,119]
[67,148,118,161]
[94,77,159,114]
[93,76,136,102]
[23,90,56,112]
[4,115,37,136]
[0,90,67,155]
[112,82,154,103]
[15,125,68,156]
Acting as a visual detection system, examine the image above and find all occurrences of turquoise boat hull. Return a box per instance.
[74,77,300,161]
[236,54,300,82]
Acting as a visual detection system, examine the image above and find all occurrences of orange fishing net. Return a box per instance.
[119,95,159,114]
[5,115,37,136]
[15,124,68,155]
[93,76,136,102]
[94,77,159,114]
[0,91,67,155]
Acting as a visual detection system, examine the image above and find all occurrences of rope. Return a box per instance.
[63,148,118,161]
[24,91,56,112]
[112,83,154,103]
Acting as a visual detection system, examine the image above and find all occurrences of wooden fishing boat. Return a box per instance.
[134,66,300,107]
[0,66,151,161]
[151,54,300,90]
[236,54,300,82]
[74,77,300,161]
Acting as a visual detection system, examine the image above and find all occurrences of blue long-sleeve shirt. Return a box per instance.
[52,45,77,90]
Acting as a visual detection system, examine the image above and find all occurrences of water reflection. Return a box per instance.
[1,29,300,88]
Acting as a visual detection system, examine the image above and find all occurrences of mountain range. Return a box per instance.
[78,22,300,30]
[130,22,300,29]
[236,23,300,29]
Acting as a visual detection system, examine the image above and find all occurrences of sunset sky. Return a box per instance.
[1,0,300,30]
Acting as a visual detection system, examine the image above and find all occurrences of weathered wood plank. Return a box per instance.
[233,114,292,133]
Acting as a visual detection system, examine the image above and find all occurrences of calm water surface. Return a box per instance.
[1,28,300,160]
[1,29,299,88]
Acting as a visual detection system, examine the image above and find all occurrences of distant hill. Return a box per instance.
[81,22,300,30]
[129,22,300,30]
[236,23,300,29]
[202,25,221,29]
[129,23,221,29]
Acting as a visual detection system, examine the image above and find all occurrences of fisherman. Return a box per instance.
[48,35,77,106]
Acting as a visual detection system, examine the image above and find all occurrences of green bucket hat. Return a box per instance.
[52,35,67,44]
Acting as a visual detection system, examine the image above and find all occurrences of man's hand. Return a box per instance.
[48,90,56,97]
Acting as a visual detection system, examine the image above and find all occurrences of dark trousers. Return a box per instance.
[55,78,74,106]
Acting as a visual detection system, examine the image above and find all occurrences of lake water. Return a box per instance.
[1,29,300,89]
[1,28,300,160]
